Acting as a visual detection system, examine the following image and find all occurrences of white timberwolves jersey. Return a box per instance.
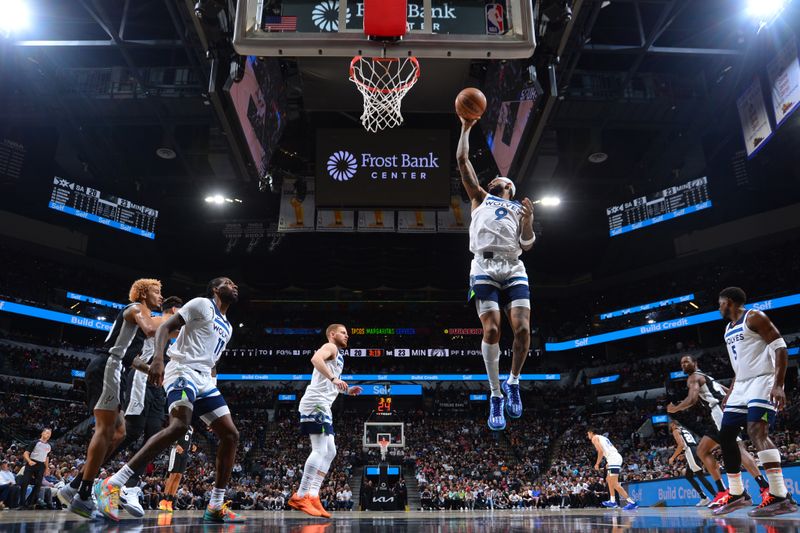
[168,297,232,369]
[299,349,345,412]
[597,435,620,458]
[724,310,774,381]
[469,195,526,256]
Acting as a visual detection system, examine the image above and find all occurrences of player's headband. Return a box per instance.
[494,177,516,197]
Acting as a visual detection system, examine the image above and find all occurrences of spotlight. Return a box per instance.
[534,196,562,207]
[205,194,241,205]
[746,0,786,20]
[1,0,30,38]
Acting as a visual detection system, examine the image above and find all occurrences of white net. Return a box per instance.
[349,56,420,132]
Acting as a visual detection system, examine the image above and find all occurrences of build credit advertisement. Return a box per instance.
[626,466,800,506]
[316,129,450,208]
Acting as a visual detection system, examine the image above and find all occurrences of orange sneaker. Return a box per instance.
[288,493,322,517]
[158,499,174,512]
[310,496,332,518]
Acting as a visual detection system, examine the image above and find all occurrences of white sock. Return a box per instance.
[507,372,520,386]
[208,487,226,509]
[727,472,743,496]
[626,497,635,504]
[481,341,501,397]
[108,465,134,488]
[757,449,787,498]
[298,450,326,497]
[309,470,327,497]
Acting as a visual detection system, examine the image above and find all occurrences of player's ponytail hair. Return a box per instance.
[129,278,161,303]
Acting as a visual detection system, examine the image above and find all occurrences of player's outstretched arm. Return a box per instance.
[519,198,536,251]
[127,303,160,337]
[668,429,684,464]
[456,117,487,206]
[748,310,789,410]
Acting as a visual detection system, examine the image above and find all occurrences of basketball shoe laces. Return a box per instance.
[756,493,776,509]
[491,398,503,418]
[507,383,521,404]
[716,492,732,506]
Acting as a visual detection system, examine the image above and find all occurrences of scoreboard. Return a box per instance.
[49,176,158,239]
[606,177,711,237]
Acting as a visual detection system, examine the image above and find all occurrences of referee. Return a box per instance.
[19,428,52,509]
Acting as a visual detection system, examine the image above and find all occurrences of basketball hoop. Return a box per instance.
[378,438,390,461]
[349,56,420,132]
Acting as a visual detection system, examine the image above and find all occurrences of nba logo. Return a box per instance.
[486,4,504,34]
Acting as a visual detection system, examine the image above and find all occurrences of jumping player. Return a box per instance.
[288,324,362,518]
[712,287,797,517]
[65,279,162,518]
[457,117,535,431]
[96,277,244,523]
[668,421,716,506]
[587,429,638,510]
[666,354,770,507]
[158,426,194,512]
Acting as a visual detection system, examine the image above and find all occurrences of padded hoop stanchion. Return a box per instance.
[364,0,408,40]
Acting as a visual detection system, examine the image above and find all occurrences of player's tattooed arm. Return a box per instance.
[457,117,487,207]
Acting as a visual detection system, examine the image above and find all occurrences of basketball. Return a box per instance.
[455,88,487,120]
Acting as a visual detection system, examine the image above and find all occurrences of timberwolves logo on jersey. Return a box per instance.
[484,195,523,216]
[336,350,345,368]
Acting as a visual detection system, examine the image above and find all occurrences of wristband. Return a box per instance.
[520,234,535,247]
[768,338,787,352]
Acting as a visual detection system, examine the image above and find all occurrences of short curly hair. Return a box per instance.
[128,278,161,303]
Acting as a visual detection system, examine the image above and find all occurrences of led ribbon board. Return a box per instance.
[0,300,111,331]
[545,293,800,352]
[600,294,695,320]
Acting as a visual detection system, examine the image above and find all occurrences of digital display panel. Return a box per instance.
[214,373,561,381]
[606,177,711,237]
[600,294,695,320]
[590,374,620,385]
[278,394,297,401]
[49,177,157,239]
[315,129,450,208]
[226,57,286,177]
[651,415,669,425]
[469,394,488,401]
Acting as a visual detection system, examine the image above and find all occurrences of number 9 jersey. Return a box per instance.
[167,297,233,369]
[469,194,526,256]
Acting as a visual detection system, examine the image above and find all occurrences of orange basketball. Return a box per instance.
[455,88,487,120]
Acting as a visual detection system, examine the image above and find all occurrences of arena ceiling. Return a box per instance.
[1,0,799,295]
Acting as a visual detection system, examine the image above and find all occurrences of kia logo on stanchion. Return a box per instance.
[327,151,358,181]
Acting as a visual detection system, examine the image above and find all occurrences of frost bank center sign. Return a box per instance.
[316,129,450,208]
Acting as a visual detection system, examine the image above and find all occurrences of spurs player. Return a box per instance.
[712,287,797,517]
[667,354,770,507]
[457,117,535,431]
[289,324,362,518]
[668,421,716,506]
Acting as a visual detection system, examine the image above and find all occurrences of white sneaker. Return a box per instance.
[696,498,711,507]
[120,486,145,518]
[57,485,78,507]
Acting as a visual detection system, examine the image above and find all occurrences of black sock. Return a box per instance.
[715,479,726,492]
[166,494,174,502]
[125,473,141,488]
[69,474,82,490]
[697,472,715,496]
[78,479,93,500]
[685,473,705,498]
[755,475,769,490]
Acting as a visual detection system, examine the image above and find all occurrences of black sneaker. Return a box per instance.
[712,492,752,516]
[748,493,799,518]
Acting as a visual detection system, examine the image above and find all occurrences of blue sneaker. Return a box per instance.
[487,396,506,431]
[601,500,619,508]
[622,501,639,511]
[501,380,522,418]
